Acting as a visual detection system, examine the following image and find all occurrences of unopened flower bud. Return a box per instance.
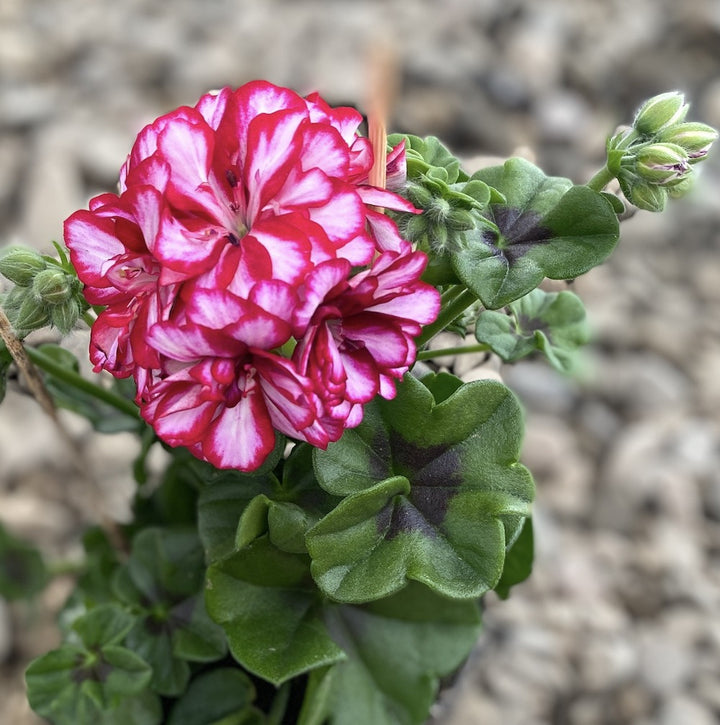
[657,122,718,162]
[50,299,81,334]
[406,182,433,209]
[31,268,74,305]
[0,247,47,287]
[667,170,696,199]
[12,291,50,334]
[635,143,689,185]
[627,183,668,212]
[447,208,476,231]
[633,92,688,136]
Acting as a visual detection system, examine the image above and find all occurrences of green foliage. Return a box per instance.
[167,668,261,725]
[474,287,590,373]
[206,536,345,686]
[26,604,161,725]
[33,343,142,433]
[112,528,227,696]
[494,516,534,599]
[309,373,534,603]
[388,133,467,184]
[450,158,620,308]
[305,584,482,725]
[0,521,48,601]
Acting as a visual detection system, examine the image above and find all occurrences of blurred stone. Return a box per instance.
[658,694,716,725]
[19,125,84,244]
[578,633,638,692]
[637,632,694,694]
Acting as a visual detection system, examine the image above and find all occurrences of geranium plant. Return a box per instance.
[0,83,715,724]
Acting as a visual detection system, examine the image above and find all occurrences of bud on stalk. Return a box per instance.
[633,91,689,136]
[634,143,689,185]
[0,248,47,287]
[657,122,719,162]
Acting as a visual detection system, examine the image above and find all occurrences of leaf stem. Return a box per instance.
[267,681,292,725]
[416,287,478,348]
[82,310,96,328]
[47,558,87,577]
[586,165,615,192]
[25,346,140,420]
[416,342,490,361]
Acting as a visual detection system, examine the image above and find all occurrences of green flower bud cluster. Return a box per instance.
[606,92,718,212]
[388,133,501,255]
[0,245,85,337]
[402,175,491,253]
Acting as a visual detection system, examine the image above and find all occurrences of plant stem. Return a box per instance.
[47,558,87,577]
[416,287,478,348]
[586,165,615,192]
[416,342,490,361]
[267,681,292,725]
[25,346,140,420]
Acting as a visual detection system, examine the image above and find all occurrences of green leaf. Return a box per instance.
[474,288,590,372]
[320,583,482,725]
[35,343,141,433]
[114,528,226,696]
[167,668,257,725]
[206,537,345,686]
[0,521,48,600]
[450,158,619,308]
[494,516,534,599]
[310,374,534,603]
[198,475,278,563]
[388,134,467,183]
[25,628,158,725]
[72,603,136,649]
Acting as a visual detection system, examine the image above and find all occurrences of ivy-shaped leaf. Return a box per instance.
[316,584,482,725]
[206,536,346,686]
[494,516,534,599]
[113,528,226,696]
[474,287,590,372]
[25,604,161,725]
[450,158,619,308]
[388,133,467,183]
[309,373,534,603]
[197,475,279,563]
[167,668,261,725]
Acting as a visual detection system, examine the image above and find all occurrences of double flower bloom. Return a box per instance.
[64,81,440,470]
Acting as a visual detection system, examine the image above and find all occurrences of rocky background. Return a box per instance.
[1,0,720,723]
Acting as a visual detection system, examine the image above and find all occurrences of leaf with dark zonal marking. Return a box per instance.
[474,287,590,373]
[450,158,619,308]
[309,373,534,603]
[112,528,227,697]
[25,605,160,725]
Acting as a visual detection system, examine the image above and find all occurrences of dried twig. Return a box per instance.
[367,41,397,204]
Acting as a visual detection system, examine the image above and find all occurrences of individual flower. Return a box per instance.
[65,80,438,471]
[292,248,440,429]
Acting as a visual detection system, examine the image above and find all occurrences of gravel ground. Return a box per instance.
[1,1,720,723]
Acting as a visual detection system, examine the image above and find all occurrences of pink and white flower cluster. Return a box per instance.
[64,81,439,471]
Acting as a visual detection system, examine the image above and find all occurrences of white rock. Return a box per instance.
[658,694,717,725]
